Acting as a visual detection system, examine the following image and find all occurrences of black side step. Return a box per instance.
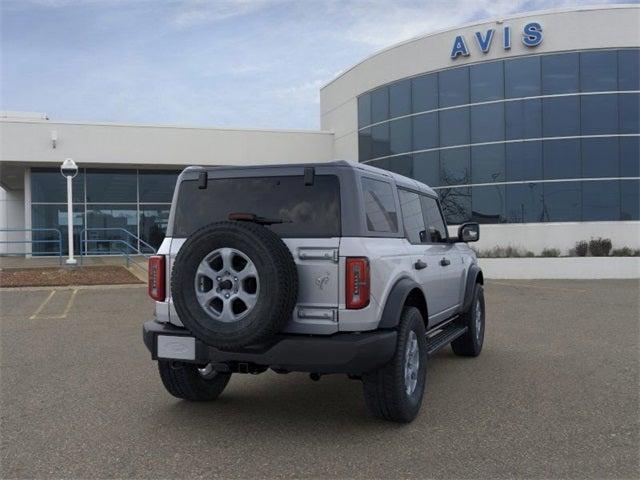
[426,325,467,356]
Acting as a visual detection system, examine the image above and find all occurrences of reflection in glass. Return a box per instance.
[412,73,438,113]
[140,205,170,250]
[412,112,438,151]
[583,181,620,221]
[471,103,505,143]
[619,93,639,134]
[506,183,543,223]
[86,169,137,203]
[542,182,581,222]
[440,148,470,186]
[31,168,85,203]
[470,61,504,102]
[389,117,412,155]
[580,51,617,92]
[471,144,505,184]
[371,87,389,123]
[542,52,579,94]
[472,185,505,223]
[413,152,440,187]
[618,49,640,91]
[358,94,371,128]
[439,67,469,108]
[439,187,471,225]
[398,189,426,244]
[581,94,618,135]
[390,79,411,118]
[543,139,581,180]
[582,137,619,178]
[31,204,84,255]
[359,128,372,161]
[506,142,543,182]
[505,56,540,98]
[620,136,640,177]
[621,180,640,220]
[86,205,138,254]
[139,170,180,203]
[505,99,542,140]
[439,108,469,147]
[371,123,390,158]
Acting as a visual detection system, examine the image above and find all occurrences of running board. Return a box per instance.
[426,325,468,356]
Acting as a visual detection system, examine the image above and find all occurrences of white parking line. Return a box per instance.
[28,288,80,320]
[29,290,56,319]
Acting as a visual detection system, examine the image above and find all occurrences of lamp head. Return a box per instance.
[60,158,78,178]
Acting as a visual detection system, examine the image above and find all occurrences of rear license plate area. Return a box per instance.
[157,335,195,360]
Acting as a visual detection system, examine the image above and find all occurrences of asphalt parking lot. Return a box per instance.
[1,280,638,479]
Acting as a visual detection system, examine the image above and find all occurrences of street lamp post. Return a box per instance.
[60,158,78,265]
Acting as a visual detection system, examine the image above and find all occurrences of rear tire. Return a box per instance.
[158,361,231,401]
[451,283,485,357]
[362,306,427,423]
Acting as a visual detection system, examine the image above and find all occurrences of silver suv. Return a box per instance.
[143,160,484,423]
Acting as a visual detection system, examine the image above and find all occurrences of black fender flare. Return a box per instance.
[378,277,424,329]
[461,264,483,313]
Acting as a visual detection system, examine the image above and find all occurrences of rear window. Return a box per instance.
[173,175,341,238]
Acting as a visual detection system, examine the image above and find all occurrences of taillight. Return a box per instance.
[148,255,165,301]
[346,257,370,309]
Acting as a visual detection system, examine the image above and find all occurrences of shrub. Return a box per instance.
[611,247,640,257]
[477,246,535,258]
[589,237,612,257]
[540,248,561,257]
[574,241,589,257]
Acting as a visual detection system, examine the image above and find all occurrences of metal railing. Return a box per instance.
[79,227,156,269]
[0,228,63,264]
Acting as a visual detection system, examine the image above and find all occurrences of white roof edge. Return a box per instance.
[0,117,334,135]
[320,4,639,91]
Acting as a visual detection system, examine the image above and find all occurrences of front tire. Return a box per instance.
[158,361,231,401]
[451,283,485,357]
[362,307,427,423]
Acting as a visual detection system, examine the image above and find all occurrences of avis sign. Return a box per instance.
[450,22,543,59]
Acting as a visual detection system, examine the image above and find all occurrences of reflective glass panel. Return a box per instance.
[542,182,581,222]
[440,147,470,186]
[31,204,84,255]
[31,168,84,203]
[371,123,390,158]
[506,183,543,223]
[582,181,620,221]
[413,152,440,187]
[582,137,619,178]
[139,204,171,250]
[581,94,618,135]
[618,49,640,91]
[358,94,371,128]
[543,139,581,179]
[506,141,543,182]
[439,67,469,108]
[439,108,469,147]
[580,51,617,92]
[361,177,398,233]
[389,117,412,155]
[86,205,138,254]
[470,61,504,102]
[412,112,438,151]
[619,93,639,134]
[439,187,471,224]
[86,169,136,203]
[471,144,505,184]
[412,73,438,113]
[470,103,504,143]
[390,79,411,118]
[542,96,580,137]
[505,56,541,98]
[620,136,640,177]
[505,98,542,140]
[542,52,579,94]
[420,195,448,241]
[398,189,426,244]
[370,86,389,123]
[139,170,179,203]
[471,185,505,224]
[371,156,413,178]
[621,180,640,220]
[359,128,372,162]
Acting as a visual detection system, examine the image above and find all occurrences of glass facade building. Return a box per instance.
[357,48,640,225]
[30,168,180,255]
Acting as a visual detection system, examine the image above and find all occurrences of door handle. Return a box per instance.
[440,257,451,266]
[414,260,427,270]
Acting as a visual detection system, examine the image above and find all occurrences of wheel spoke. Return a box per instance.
[235,290,257,309]
[195,288,219,305]
[219,248,234,272]
[196,262,218,281]
[236,262,257,281]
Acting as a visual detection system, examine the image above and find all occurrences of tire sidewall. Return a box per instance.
[468,284,485,353]
[397,308,428,414]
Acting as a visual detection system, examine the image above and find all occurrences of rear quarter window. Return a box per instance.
[361,177,398,233]
[173,175,341,238]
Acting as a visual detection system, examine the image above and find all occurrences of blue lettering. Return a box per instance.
[450,35,470,59]
[503,26,511,50]
[475,29,494,53]
[522,22,543,47]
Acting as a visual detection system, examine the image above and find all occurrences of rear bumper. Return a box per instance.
[143,320,397,375]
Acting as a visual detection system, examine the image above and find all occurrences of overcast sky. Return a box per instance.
[0,0,630,129]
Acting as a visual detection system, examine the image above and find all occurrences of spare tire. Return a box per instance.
[171,221,298,350]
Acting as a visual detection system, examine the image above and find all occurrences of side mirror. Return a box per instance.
[458,222,480,242]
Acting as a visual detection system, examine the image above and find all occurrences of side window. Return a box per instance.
[398,189,427,244]
[420,195,448,242]
[362,177,398,233]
